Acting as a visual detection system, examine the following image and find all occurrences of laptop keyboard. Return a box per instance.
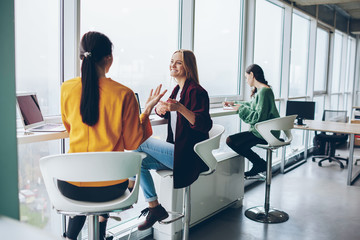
[32,124,63,130]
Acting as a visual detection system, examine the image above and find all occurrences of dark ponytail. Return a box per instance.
[246,64,269,97]
[79,31,113,126]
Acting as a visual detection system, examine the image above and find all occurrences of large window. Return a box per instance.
[331,31,343,94]
[81,0,179,106]
[254,0,284,98]
[15,0,62,234]
[288,13,310,97]
[314,95,325,120]
[194,0,242,96]
[15,0,60,115]
[314,27,329,92]
[344,37,356,112]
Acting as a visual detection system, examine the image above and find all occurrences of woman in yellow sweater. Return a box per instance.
[60,31,166,240]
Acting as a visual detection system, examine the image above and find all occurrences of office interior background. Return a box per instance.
[1,0,360,239]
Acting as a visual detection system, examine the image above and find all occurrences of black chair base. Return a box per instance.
[245,206,289,223]
[313,156,348,169]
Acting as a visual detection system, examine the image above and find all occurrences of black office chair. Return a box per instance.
[312,110,348,168]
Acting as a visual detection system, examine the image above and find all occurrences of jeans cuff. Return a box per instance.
[145,195,158,202]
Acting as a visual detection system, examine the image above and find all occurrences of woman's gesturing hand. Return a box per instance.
[143,84,167,116]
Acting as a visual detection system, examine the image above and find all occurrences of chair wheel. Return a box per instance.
[312,158,315,162]
[318,162,322,167]
[340,164,344,169]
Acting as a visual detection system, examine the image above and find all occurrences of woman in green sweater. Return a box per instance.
[226,64,279,177]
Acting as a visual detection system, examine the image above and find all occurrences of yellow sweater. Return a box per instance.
[61,77,152,187]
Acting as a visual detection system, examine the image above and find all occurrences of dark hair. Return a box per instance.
[173,49,199,84]
[79,31,113,126]
[246,64,269,97]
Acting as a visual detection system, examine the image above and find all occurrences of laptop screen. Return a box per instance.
[135,93,141,114]
[17,93,44,127]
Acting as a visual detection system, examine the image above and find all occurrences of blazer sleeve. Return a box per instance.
[187,88,212,133]
[122,91,152,150]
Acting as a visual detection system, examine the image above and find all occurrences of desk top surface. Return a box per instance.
[294,119,360,135]
[17,108,236,144]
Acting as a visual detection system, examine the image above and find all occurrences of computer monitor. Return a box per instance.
[286,100,315,125]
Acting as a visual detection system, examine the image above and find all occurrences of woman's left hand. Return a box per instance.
[143,84,167,116]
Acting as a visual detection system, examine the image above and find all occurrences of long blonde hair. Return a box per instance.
[173,49,199,84]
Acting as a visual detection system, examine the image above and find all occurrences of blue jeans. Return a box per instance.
[135,137,174,202]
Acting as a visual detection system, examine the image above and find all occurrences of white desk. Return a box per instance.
[17,109,236,144]
[17,115,168,145]
[294,120,360,186]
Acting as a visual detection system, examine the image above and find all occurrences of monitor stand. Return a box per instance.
[296,118,305,126]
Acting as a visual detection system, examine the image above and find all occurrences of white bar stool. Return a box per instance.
[245,115,296,223]
[39,152,145,240]
[157,124,225,240]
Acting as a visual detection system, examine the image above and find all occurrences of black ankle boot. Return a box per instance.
[245,161,267,177]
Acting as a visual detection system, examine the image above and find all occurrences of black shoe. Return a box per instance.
[245,163,267,177]
[138,204,169,231]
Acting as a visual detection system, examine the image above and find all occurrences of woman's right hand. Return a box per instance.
[143,84,167,116]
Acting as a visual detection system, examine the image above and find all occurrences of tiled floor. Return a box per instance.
[145,146,360,240]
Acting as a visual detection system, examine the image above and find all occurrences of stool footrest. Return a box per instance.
[245,173,266,181]
[159,211,184,224]
[245,206,289,223]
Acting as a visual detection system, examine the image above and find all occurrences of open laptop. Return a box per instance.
[135,93,154,120]
[135,93,142,114]
[16,93,66,132]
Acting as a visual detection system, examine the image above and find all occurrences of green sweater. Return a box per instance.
[238,87,280,139]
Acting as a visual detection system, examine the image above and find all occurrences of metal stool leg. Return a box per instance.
[182,186,191,240]
[61,214,67,238]
[245,148,289,223]
[88,215,100,240]
[159,186,191,239]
